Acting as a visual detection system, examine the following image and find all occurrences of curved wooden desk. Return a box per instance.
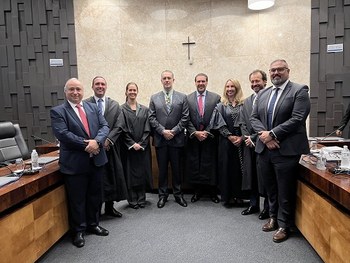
[0,151,68,262]
[296,156,350,263]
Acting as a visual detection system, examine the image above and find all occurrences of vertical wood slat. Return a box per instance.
[23,0,32,25]
[59,9,68,38]
[311,8,320,53]
[32,0,41,38]
[319,0,328,23]
[0,45,8,66]
[38,0,47,25]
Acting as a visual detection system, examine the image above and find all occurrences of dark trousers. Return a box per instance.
[192,183,218,197]
[250,193,269,210]
[257,149,300,228]
[63,163,104,233]
[155,145,183,198]
[128,185,146,206]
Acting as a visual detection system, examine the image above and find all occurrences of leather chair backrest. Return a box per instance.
[0,122,30,162]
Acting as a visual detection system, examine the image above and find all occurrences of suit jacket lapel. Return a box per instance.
[166,91,175,114]
[104,97,110,117]
[82,102,93,136]
[192,92,200,117]
[65,101,89,137]
[263,87,273,126]
[160,92,169,114]
[273,82,291,120]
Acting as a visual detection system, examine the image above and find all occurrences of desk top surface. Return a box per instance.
[0,151,62,214]
[299,155,350,211]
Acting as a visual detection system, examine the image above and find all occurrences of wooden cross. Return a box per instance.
[182,36,195,60]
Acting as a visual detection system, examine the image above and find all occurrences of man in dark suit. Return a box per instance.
[241,70,269,219]
[51,78,110,248]
[149,70,189,208]
[85,76,127,218]
[251,60,310,243]
[186,73,221,203]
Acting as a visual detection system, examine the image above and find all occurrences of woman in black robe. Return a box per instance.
[210,78,247,206]
[118,82,152,209]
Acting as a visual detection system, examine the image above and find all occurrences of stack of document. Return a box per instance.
[321,146,343,161]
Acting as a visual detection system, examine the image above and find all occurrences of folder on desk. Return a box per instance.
[0,176,19,187]
[38,156,59,165]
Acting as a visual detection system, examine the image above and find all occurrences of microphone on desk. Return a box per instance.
[316,124,346,143]
[31,135,56,144]
[0,162,9,168]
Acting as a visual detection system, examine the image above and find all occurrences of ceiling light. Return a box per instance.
[248,0,275,10]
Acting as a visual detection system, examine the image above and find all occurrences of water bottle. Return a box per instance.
[340,145,350,169]
[316,149,326,170]
[31,149,39,170]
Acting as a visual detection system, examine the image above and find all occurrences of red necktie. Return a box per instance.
[198,94,204,117]
[76,104,91,137]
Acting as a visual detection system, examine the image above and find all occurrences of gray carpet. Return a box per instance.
[38,194,322,263]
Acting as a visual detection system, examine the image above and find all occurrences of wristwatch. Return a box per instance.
[269,131,276,139]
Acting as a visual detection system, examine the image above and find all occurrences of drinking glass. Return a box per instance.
[13,158,25,175]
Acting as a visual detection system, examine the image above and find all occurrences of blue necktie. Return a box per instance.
[267,88,279,130]
[98,98,104,115]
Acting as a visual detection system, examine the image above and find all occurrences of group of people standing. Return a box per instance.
[50,58,311,248]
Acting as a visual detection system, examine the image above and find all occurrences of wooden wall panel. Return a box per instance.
[310,0,350,137]
[0,0,77,150]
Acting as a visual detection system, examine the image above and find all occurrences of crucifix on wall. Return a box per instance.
[182,36,195,61]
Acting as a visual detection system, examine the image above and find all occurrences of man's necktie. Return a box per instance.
[198,94,204,117]
[267,88,279,130]
[252,94,257,107]
[165,92,171,113]
[98,98,104,115]
[76,104,91,137]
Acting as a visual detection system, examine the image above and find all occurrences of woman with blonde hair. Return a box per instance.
[210,78,247,207]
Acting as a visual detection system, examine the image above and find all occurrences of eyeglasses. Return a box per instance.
[269,67,288,73]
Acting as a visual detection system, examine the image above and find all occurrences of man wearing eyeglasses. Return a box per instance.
[250,59,310,243]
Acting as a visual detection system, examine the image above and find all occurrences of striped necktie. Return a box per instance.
[98,98,104,115]
[198,94,204,117]
[165,92,171,112]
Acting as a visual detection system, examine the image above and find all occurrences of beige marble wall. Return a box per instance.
[74,0,311,105]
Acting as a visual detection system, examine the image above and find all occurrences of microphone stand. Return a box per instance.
[31,135,55,144]
[316,124,345,144]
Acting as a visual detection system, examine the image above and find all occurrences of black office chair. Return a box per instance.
[0,122,30,162]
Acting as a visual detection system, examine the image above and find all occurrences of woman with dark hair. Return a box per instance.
[119,82,153,209]
[210,79,247,207]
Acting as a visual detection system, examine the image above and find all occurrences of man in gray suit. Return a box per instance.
[149,70,189,208]
[186,73,221,203]
[85,76,128,218]
[241,70,269,219]
[251,59,310,243]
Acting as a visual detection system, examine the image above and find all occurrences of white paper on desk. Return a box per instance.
[321,146,343,153]
[315,137,344,141]
[0,176,19,187]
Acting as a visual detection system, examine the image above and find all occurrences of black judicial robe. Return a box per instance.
[85,96,128,202]
[119,103,152,190]
[209,102,248,202]
[185,91,221,186]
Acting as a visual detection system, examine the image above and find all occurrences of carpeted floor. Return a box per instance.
[38,193,322,263]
